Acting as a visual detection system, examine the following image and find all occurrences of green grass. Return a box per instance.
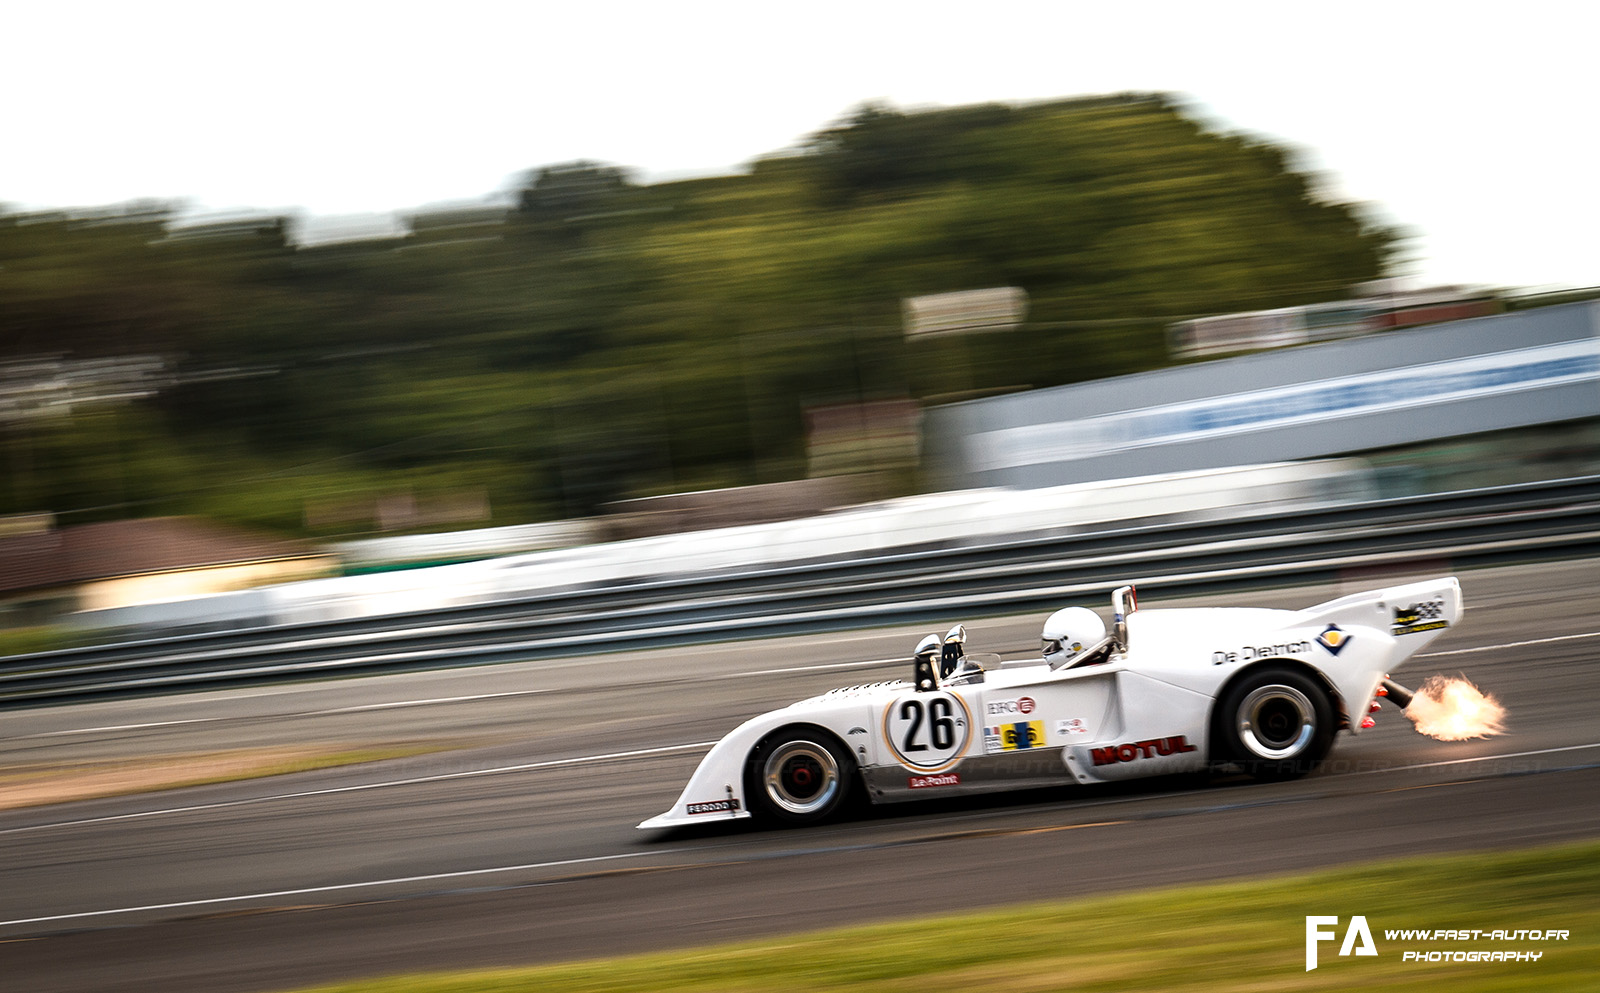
[286,838,1600,992]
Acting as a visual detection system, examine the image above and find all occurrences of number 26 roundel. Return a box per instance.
[884,691,972,771]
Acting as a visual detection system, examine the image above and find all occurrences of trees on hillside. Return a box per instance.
[0,94,1397,533]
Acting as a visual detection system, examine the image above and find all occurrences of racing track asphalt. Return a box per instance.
[1,558,1597,993]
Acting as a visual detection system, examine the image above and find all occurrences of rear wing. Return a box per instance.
[1297,576,1463,647]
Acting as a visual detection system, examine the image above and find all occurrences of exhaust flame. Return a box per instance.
[1404,675,1506,740]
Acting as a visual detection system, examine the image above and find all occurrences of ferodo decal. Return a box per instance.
[1316,624,1352,656]
[1090,736,1198,766]
[884,691,971,772]
[985,720,1046,753]
[1392,599,1449,635]
[686,799,741,815]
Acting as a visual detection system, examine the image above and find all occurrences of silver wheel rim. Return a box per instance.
[763,739,840,816]
[1237,684,1316,760]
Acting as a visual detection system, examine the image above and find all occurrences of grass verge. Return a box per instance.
[284,838,1599,992]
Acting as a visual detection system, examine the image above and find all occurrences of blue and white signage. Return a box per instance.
[978,337,1600,471]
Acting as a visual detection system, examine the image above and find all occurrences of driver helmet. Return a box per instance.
[1041,606,1105,666]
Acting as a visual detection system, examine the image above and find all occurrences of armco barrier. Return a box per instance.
[2,475,1597,706]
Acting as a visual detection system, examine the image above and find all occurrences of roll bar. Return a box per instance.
[1111,584,1137,652]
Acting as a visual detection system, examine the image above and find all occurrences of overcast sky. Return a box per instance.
[6,1,1595,291]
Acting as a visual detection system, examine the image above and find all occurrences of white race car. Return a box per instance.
[640,577,1463,829]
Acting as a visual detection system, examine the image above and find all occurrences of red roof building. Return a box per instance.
[0,517,335,627]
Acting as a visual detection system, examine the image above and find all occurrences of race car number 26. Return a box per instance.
[884,692,971,771]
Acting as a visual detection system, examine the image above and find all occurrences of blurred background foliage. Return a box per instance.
[1,94,1400,535]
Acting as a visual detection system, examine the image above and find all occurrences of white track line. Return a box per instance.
[5,629,1593,830]
[733,656,905,677]
[13,689,557,740]
[15,628,1594,742]
[1418,630,1600,658]
[0,850,656,929]
[1350,741,1600,774]
[22,718,222,737]
[0,741,716,836]
[6,740,1598,933]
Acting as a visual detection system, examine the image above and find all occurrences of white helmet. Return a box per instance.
[1041,607,1105,666]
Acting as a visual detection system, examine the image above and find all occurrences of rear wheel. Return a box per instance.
[1216,666,1335,781]
[745,729,855,825]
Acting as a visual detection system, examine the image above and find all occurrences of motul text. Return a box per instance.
[1090,735,1197,766]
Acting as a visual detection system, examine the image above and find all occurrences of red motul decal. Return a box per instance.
[1090,735,1197,766]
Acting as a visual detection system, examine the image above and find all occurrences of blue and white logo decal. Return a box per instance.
[1317,624,1352,656]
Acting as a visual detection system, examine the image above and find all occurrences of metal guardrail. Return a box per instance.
[3,475,1599,707]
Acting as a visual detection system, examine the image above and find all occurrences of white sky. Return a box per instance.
[5,1,1596,291]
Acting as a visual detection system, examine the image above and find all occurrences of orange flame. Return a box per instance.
[1405,675,1505,740]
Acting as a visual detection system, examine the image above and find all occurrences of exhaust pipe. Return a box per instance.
[1380,678,1415,709]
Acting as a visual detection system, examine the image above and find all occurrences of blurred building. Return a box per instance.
[1166,284,1500,359]
[601,477,867,541]
[804,399,922,479]
[0,517,335,628]
[929,300,1600,491]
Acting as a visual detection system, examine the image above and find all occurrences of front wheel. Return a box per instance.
[745,729,855,825]
[1215,666,1335,781]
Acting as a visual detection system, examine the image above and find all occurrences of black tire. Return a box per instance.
[1214,665,1335,781]
[744,728,856,826]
